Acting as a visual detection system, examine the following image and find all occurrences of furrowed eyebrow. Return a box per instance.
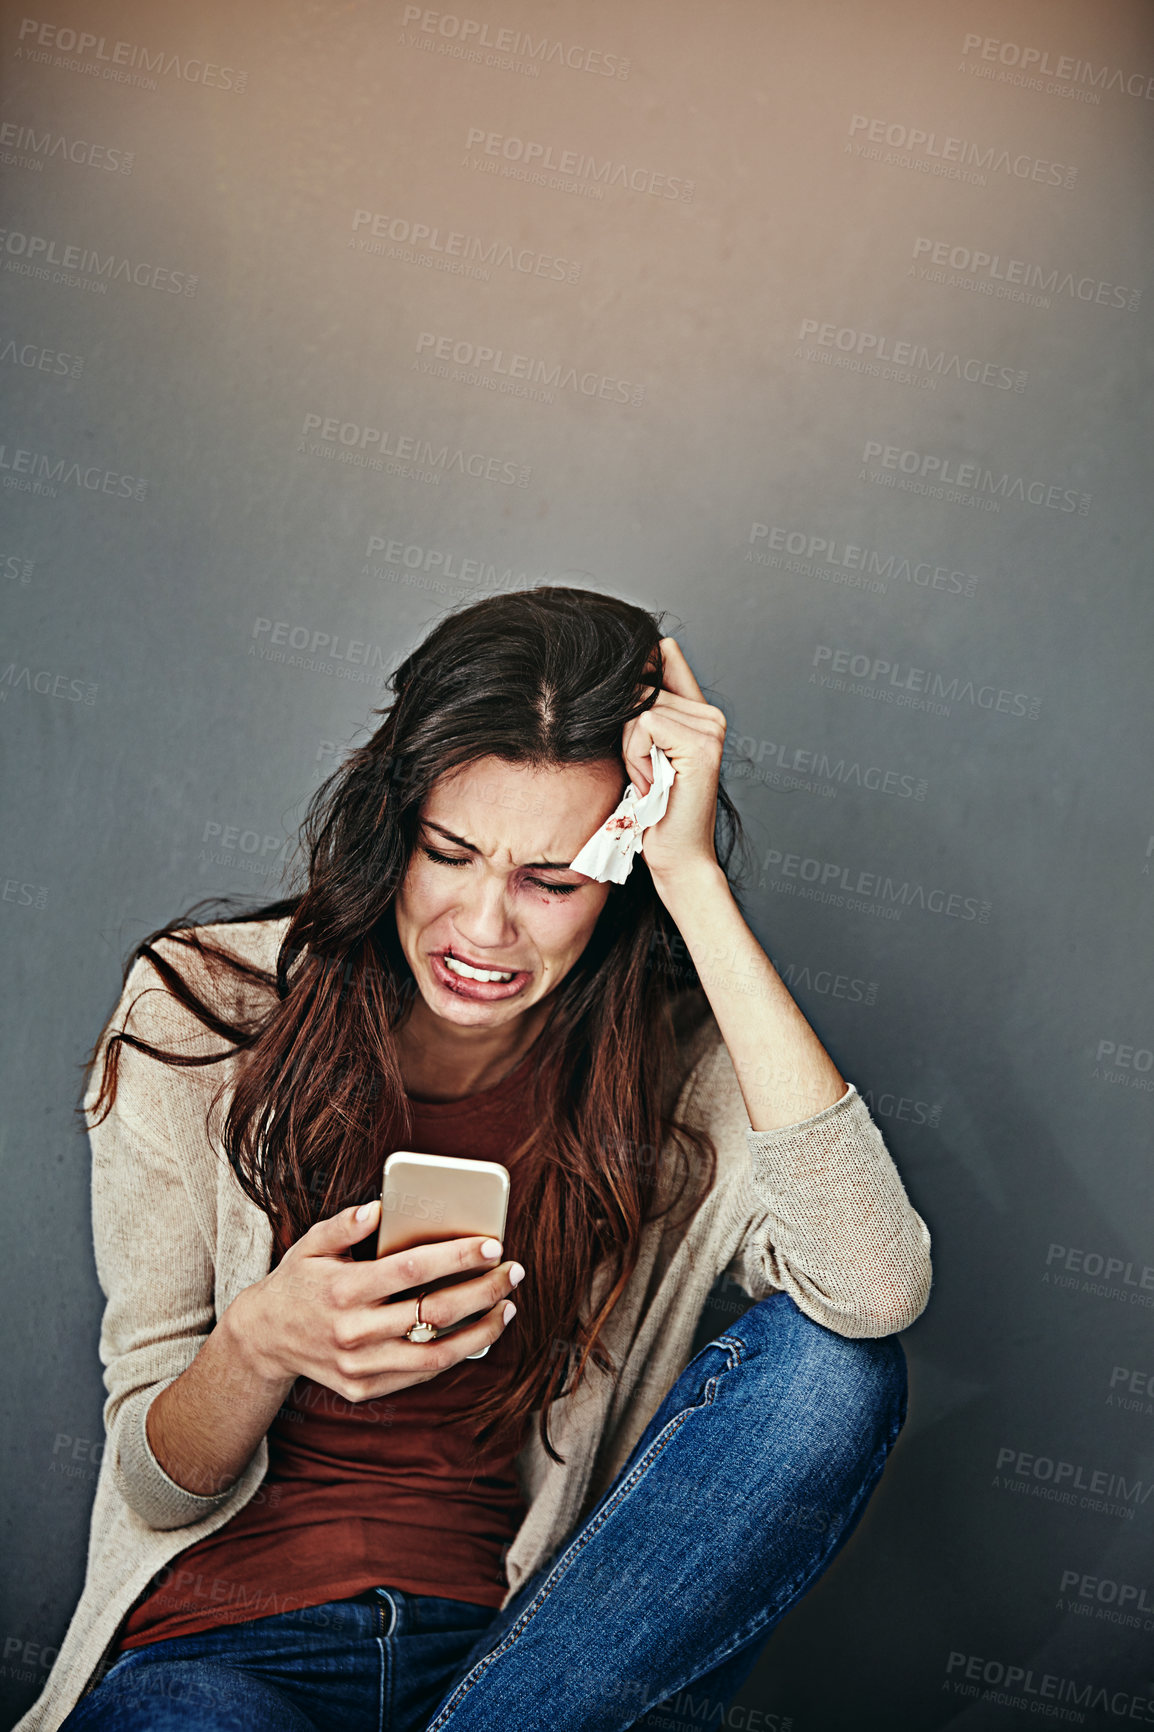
[422,819,577,873]
[422,821,477,851]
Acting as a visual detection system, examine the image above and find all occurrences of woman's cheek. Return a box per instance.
[536,891,608,957]
[395,862,451,933]
[411,862,454,914]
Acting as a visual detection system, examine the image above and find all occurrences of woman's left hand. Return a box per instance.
[621,637,727,892]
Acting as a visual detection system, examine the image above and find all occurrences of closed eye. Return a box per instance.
[422,845,470,868]
[421,845,581,896]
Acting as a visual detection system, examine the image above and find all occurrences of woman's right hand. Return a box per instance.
[226,1199,523,1404]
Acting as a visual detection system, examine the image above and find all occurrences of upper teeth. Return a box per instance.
[444,955,516,983]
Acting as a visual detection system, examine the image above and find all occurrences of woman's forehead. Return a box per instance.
[422,757,624,860]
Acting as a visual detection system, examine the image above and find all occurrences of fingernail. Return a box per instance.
[502,1302,517,1325]
[355,1202,377,1222]
[508,1263,525,1287]
[480,1239,502,1259]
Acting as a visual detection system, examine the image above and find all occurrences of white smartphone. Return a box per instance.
[377,1151,511,1360]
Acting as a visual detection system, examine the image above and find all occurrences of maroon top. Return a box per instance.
[120,1052,539,1647]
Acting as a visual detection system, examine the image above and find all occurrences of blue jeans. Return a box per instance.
[63,1293,907,1732]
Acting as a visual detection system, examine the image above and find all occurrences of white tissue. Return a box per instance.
[568,744,675,884]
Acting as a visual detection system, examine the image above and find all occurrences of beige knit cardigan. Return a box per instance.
[18,917,932,1732]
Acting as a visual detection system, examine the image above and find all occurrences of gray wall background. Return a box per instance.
[2,0,1153,1726]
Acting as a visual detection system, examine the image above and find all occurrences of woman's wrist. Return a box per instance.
[646,855,729,921]
[219,1280,297,1404]
[143,1288,295,1500]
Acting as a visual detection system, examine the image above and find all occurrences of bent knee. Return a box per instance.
[725,1294,908,1425]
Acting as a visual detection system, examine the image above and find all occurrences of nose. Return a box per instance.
[452,871,519,955]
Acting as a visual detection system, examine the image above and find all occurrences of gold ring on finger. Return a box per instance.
[404,1290,438,1345]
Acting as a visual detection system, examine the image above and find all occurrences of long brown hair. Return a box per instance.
[84,586,746,1459]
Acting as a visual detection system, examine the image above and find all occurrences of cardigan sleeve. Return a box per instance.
[689,1035,933,1337]
[85,955,250,1530]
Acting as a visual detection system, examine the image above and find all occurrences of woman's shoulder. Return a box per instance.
[92,914,293,1080]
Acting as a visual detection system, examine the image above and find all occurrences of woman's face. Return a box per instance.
[394,754,625,1032]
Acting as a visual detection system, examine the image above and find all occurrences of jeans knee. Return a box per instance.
[726,1293,908,1439]
[841,1329,908,1437]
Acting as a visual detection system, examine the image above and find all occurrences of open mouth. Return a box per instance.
[444,954,516,984]
[429,948,531,1001]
